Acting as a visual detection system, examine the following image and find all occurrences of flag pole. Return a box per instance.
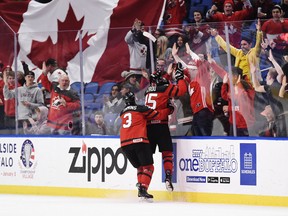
[78,30,86,135]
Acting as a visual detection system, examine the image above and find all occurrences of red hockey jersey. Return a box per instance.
[144,79,187,123]
[120,105,170,147]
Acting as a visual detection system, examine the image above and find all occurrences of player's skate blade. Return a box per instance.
[138,185,154,202]
[165,171,174,192]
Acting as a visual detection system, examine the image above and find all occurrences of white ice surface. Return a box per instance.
[0,194,288,216]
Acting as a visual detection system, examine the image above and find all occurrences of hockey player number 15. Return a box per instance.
[145,93,158,109]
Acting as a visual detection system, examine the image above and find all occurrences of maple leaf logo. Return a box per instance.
[27,4,95,69]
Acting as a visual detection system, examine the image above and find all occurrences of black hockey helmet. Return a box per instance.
[124,91,136,106]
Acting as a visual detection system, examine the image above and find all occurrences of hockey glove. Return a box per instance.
[174,62,184,81]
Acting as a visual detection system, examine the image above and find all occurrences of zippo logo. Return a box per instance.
[68,141,128,182]
[240,143,256,186]
[20,139,35,168]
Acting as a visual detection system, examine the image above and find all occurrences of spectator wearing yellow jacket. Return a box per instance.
[210,19,263,83]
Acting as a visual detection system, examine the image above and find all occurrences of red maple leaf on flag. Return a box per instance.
[27,4,95,69]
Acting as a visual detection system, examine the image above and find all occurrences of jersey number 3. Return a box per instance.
[123,113,132,128]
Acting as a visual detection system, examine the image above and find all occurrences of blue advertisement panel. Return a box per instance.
[240,143,256,186]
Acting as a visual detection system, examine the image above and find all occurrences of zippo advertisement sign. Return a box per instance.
[0,137,164,190]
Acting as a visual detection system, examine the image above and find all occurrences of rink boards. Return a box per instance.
[0,136,287,207]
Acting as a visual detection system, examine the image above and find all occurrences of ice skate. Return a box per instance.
[137,184,153,202]
[165,170,174,192]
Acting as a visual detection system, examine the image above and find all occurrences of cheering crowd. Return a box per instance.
[0,0,287,138]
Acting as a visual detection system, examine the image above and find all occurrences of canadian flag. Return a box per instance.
[0,0,165,84]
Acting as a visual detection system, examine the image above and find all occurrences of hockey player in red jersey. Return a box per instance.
[120,91,173,201]
[144,62,187,192]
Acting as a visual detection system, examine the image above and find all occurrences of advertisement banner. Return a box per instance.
[0,137,162,190]
[175,138,288,196]
[1,136,288,199]
[240,143,257,186]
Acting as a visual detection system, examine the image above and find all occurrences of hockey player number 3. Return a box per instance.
[123,113,132,128]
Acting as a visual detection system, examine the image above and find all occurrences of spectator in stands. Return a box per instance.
[279,63,288,97]
[206,0,253,48]
[39,58,68,106]
[42,58,67,83]
[153,29,167,63]
[251,51,287,137]
[155,58,171,78]
[173,43,219,136]
[121,82,131,94]
[103,84,122,114]
[281,0,288,18]
[23,106,50,135]
[4,65,25,87]
[125,18,149,74]
[258,37,275,81]
[257,105,276,137]
[111,83,134,135]
[3,70,44,134]
[153,28,165,40]
[17,70,25,86]
[86,111,107,135]
[167,34,190,64]
[210,19,263,83]
[155,35,169,60]
[163,0,187,38]
[209,51,256,137]
[207,54,231,136]
[221,67,255,136]
[212,0,244,12]
[2,70,19,134]
[261,4,288,66]
[0,66,13,128]
[253,0,275,19]
[184,10,211,56]
[121,69,149,94]
[40,74,81,135]
[0,66,8,131]
[121,71,141,93]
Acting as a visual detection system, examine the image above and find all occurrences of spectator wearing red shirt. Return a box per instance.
[261,5,288,66]
[163,0,187,37]
[41,74,81,135]
[184,10,211,56]
[220,67,255,136]
[206,0,253,48]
